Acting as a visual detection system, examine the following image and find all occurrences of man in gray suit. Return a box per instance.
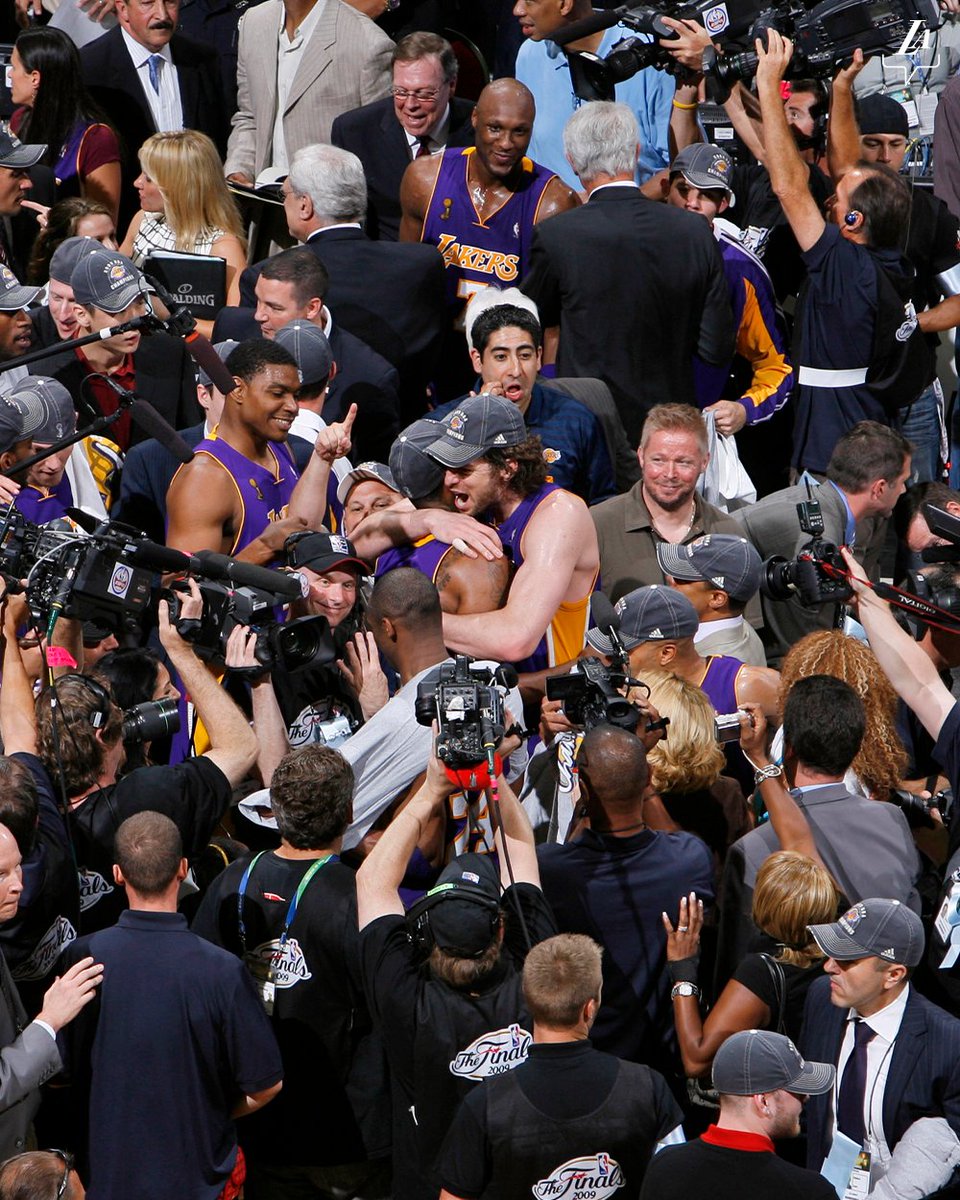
[734,421,912,667]
[715,675,921,990]
[0,822,102,1158]
[225,0,393,187]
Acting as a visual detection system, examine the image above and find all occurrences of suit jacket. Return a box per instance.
[695,618,768,667]
[716,783,921,991]
[211,308,400,463]
[80,27,227,228]
[733,480,886,668]
[520,188,734,448]
[801,977,960,1185]
[238,226,445,421]
[225,0,393,181]
[330,95,475,242]
[547,375,640,495]
[0,951,62,1160]
[29,331,202,450]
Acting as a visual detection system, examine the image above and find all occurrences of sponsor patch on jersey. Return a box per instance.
[532,1153,625,1200]
[449,1023,531,1079]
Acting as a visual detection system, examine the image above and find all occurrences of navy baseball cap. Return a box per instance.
[274,319,333,389]
[858,93,909,139]
[585,585,699,655]
[0,391,49,455]
[0,131,45,170]
[285,530,369,575]
[197,340,239,389]
[49,236,99,286]
[427,394,527,469]
[71,248,150,314]
[425,853,502,957]
[0,265,40,312]
[390,419,446,501]
[808,899,925,967]
[657,534,762,604]
[336,461,399,507]
[671,142,736,204]
[10,377,75,443]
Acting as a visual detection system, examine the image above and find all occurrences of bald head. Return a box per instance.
[576,726,649,822]
[473,80,535,179]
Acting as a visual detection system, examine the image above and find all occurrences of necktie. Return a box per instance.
[147,54,163,94]
[837,1018,876,1148]
[415,137,431,159]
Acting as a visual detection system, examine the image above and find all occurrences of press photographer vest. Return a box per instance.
[483,1062,662,1200]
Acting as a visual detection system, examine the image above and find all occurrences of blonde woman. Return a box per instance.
[120,130,246,335]
[665,850,840,1078]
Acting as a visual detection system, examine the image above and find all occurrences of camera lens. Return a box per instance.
[122,698,180,744]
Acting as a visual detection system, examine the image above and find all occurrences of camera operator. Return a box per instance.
[735,421,912,666]
[356,748,555,1200]
[537,725,714,1081]
[0,580,257,933]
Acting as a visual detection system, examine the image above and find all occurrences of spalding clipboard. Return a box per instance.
[143,250,227,320]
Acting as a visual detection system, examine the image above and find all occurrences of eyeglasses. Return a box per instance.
[391,86,443,103]
[0,1149,73,1199]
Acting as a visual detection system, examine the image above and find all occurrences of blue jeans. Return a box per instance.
[901,380,945,485]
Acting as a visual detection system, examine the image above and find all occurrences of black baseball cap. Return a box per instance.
[427,394,527,469]
[712,1030,835,1097]
[285,530,369,575]
[671,143,736,204]
[426,853,502,957]
[808,898,925,967]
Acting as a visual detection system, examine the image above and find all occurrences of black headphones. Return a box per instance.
[406,882,501,958]
[54,673,114,729]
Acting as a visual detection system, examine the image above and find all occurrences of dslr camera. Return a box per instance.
[546,658,642,734]
[760,496,852,608]
[415,656,516,769]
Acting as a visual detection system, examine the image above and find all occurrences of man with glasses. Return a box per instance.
[0,1150,83,1200]
[80,0,227,226]
[640,1030,838,1199]
[332,32,476,242]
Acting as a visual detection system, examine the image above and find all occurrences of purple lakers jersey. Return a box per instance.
[698,654,745,716]
[15,476,73,524]
[497,482,595,674]
[179,434,298,555]
[422,147,556,312]
[375,535,451,582]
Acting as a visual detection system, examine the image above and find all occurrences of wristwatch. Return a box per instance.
[754,763,784,788]
[671,982,701,1000]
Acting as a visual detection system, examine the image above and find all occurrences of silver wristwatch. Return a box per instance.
[753,763,784,788]
[671,982,700,999]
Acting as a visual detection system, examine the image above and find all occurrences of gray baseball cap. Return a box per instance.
[712,1030,835,1097]
[0,390,49,455]
[390,419,446,501]
[197,340,239,389]
[657,534,763,605]
[0,130,46,170]
[336,461,400,507]
[585,585,699,655]
[427,393,527,469]
[274,319,333,389]
[808,899,925,967]
[70,248,149,314]
[49,236,99,286]
[671,143,736,205]
[9,377,75,443]
[0,264,40,312]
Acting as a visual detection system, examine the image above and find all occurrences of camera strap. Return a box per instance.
[821,561,960,636]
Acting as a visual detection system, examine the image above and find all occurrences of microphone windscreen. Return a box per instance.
[130,400,195,465]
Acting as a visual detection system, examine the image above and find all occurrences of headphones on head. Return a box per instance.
[406,881,501,959]
[55,673,114,729]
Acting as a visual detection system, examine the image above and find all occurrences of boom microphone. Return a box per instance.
[182,330,239,397]
[95,373,195,465]
[193,550,305,599]
[549,7,626,46]
[591,592,629,671]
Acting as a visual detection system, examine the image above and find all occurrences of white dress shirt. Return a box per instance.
[120,28,183,132]
[832,984,911,1165]
[402,106,451,159]
[272,0,326,173]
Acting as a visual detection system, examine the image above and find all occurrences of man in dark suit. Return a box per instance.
[521,100,733,449]
[238,142,446,424]
[801,898,960,1196]
[216,248,400,462]
[716,675,921,991]
[331,32,475,242]
[28,246,201,451]
[80,0,226,228]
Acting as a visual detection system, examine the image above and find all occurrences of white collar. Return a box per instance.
[850,983,910,1042]
[277,0,324,47]
[694,615,743,642]
[306,223,362,237]
[121,27,172,67]
[402,105,451,151]
[588,181,640,197]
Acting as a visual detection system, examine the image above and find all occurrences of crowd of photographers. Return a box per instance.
[2,0,960,1197]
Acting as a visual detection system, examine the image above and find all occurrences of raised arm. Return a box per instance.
[286,405,356,530]
[827,51,869,183]
[723,83,768,164]
[841,547,956,740]
[158,583,258,786]
[0,595,39,756]
[490,773,539,889]
[755,31,825,251]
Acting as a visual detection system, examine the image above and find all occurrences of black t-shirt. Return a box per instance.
[360,883,556,1200]
[0,753,80,1015]
[271,663,362,750]
[67,756,232,933]
[731,953,824,1042]
[639,1136,838,1200]
[907,186,960,317]
[439,1042,682,1200]
[192,851,389,1165]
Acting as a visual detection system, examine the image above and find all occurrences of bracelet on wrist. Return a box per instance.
[672,98,698,110]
